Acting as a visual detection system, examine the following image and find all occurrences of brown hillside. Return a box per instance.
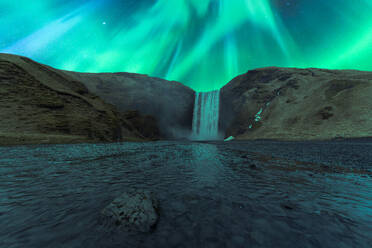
[220,67,372,140]
[0,53,156,145]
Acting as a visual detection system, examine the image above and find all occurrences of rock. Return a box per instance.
[122,110,161,140]
[0,53,162,145]
[63,70,195,139]
[249,163,257,169]
[280,201,297,210]
[220,67,372,140]
[101,189,159,232]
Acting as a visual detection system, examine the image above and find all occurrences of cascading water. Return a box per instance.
[191,90,221,140]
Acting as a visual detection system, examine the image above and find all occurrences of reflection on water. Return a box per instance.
[0,141,371,248]
[189,143,223,188]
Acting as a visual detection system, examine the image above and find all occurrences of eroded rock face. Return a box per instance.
[101,189,159,233]
[122,110,160,140]
[64,71,195,139]
[0,53,161,145]
[220,67,372,140]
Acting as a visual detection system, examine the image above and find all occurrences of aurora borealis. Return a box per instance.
[1,0,372,91]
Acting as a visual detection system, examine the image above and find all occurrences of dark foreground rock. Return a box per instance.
[220,67,372,140]
[101,189,159,233]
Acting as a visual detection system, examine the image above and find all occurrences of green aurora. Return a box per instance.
[1,0,372,91]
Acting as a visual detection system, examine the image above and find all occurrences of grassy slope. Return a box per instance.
[220,67,372,140]
[0,53,145,145]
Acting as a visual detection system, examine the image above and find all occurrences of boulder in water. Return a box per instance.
[101,189,159,232]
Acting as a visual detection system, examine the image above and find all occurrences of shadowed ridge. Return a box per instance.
[0,53,160,145]
[63,66,195,139]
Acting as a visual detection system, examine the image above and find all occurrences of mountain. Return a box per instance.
[3,53,371,144]
[220,67,372,140]
[0,53,160,145]
[63,70,195,139]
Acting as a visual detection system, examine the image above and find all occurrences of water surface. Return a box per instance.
[0,141,371,248]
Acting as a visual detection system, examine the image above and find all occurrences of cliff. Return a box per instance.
[0,53,158,145]
[220,67,372,140]
[63,70,195,139]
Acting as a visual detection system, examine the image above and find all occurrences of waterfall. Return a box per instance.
[191,90,220,140]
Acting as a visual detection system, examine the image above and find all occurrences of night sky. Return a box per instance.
[1,0,371,91]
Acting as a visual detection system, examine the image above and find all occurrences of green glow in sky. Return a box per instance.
[1,0,372,91]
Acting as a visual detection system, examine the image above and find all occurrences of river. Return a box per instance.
[0,140,371,247]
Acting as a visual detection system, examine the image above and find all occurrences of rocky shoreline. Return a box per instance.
[0,141,370,247]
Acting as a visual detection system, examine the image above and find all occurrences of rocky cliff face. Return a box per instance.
[63,70,195,139]
[0,53,158,145]
[4,53,370,144]
[220,67,372,140]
